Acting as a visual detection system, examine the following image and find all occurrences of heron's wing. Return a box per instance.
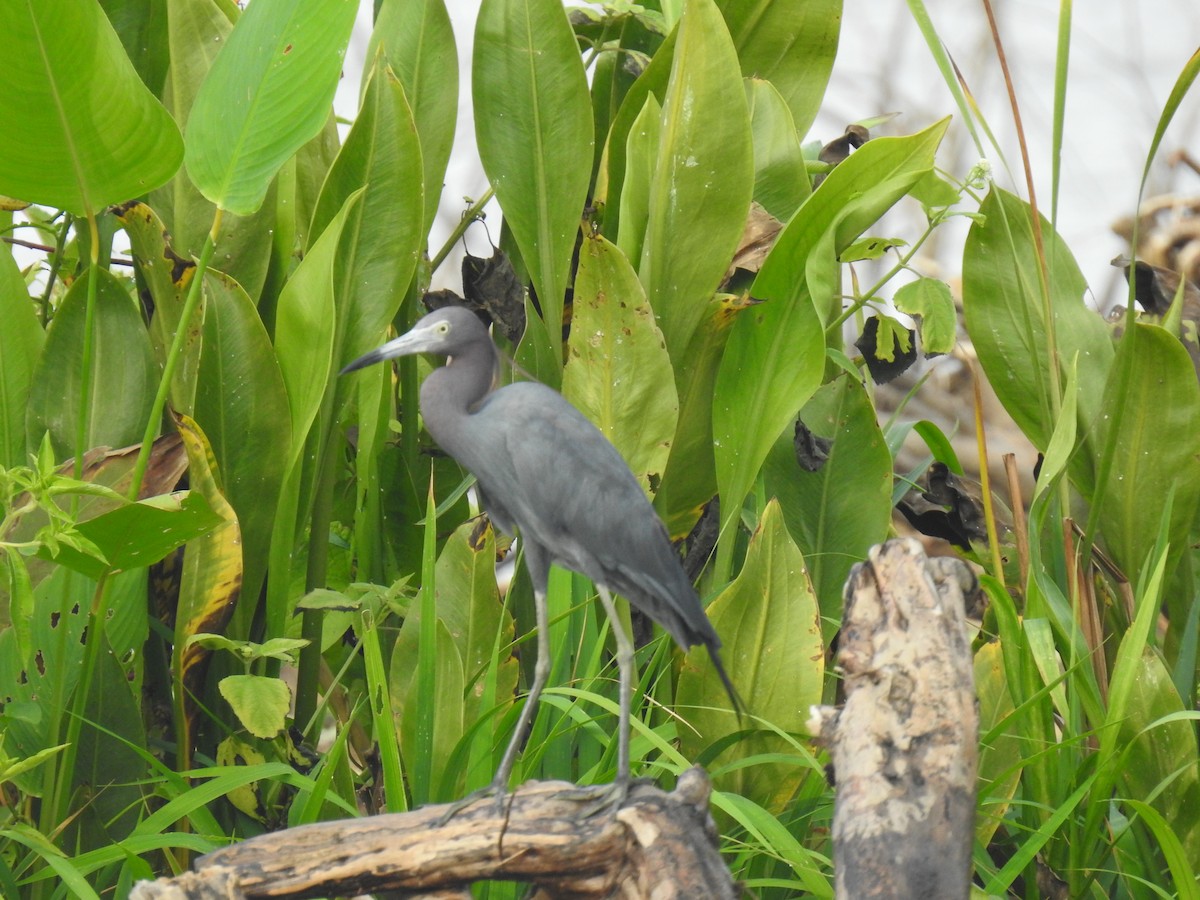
[472,384,717,650]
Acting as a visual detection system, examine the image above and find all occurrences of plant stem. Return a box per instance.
[127,210,223,500]
[428,189,494,276]
[73,212,101,481]
[294,420,340,736]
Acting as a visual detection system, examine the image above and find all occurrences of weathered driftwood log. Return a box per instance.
[808,539,979,899]
[130,767,737,900]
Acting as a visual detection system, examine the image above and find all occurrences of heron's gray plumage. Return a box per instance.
[342,305,739,788]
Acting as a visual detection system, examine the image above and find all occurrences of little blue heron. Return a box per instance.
[342,306,740,794]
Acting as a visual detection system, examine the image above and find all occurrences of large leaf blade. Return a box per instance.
[183,0,357,215]
[720,0,842,138]
[26,270,157,461]
[473,0,593,361]
[640,0,753,365]
[0,0,182,213]
[564,234,677,493]
[367,0,458,238]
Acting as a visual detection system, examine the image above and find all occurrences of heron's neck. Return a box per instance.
[419,336,499,445]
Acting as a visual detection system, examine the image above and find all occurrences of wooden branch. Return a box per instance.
[130,767,738,900]
[808,539,979,899]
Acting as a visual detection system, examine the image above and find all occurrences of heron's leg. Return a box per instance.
[491,587,551,791]
[595,585,634,785]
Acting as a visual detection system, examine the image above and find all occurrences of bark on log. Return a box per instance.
[130,767,737,900]
[808,539,979,899]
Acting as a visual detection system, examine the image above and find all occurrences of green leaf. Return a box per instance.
[973,642,1023,847]
[678,499,822,811]
[99,0,170,96]
[367,0,458,238]
[640,0,753,365]
[746,78,810,222]
[274,189,363,465]
[155,0,276,300]
[0,249,43,468]
[37,491,222,580]
[183,0,358,215]
[653,293,750,537]
[399,620,464,802]
[220,674,291,739]
[721,0,842,138]
[564,234,677,492]
[839,236,907,263]
[1094,324,1200,586]
[26,269,157,461]
[616,94,661,270]
[473,0,594,361]
[596,26,675,240]
[193,272,289,607]
[0,0,182,213]
[894,277,957,355]
[66,637,146,850]
[962,187,1114,488]
[1117,655,1200,870]
[714,120,948,549]
[311,62,425,363]
[116,199,221,417]
[763,376,892,638]
[909,169,961,211]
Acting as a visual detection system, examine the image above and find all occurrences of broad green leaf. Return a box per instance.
[36,490,222,580]
[715,120,948,544]
[763,375,892,638]
[66,636,146,851]
[974,642,1022,847]
[1117,653,1200,869]
[391,521,516,769]
[746,77,810,222]
[0,0,182,213]
[1123,800,1200,900]
[720,0,841,138]
[894,276,957,355]
[1094,324,1200,587]
[184,0,358,215]
[174,415,244,752]
[194,271,290,610]
[654,293,752,537]
[0,249,43,468]
[311,62,424,363]
[220,674,291,739]
[474,0,594,361]
[596,27,675,240]
[154,0,275,300]
[434,522,516,728]
[678,499,821,811]
[640,0,753,366]
[115,201,201,412]
[274,190,363,465]
[399,620,464,803]
[367,0,458,238]
[26,269,157,461]
[962,187,1114,491]
[616,95,661,269]
[99,0,170,96]
[564,234,677,493]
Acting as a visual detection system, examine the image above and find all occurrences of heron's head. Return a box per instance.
[340,307,489,374]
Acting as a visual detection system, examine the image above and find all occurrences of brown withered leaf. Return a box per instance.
[722,202,783,291]
[462,247,526,343]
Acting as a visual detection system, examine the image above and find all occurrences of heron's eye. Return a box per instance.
[436,322,450,335]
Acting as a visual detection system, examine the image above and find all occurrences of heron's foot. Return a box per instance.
[562,775,655,817]
[435,779,513,827]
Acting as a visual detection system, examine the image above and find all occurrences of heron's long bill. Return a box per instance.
[339,324,441,374]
